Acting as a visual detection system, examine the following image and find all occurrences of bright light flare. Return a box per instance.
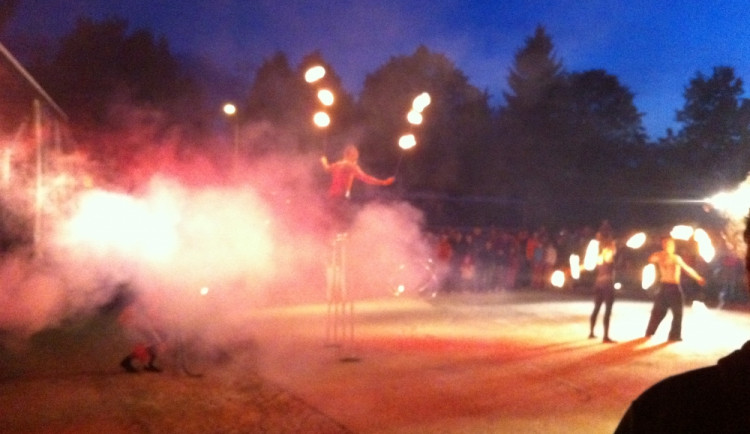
[693,228,715,263]
[304,65,326,83]
[313,111,330,128]
[583,239,600,271]
[412,92,431,112]
[642,263,656,290]
[64,189,179,262]
[670,225,694,241]
[569,254,581,280]
[706,182,750,219]
[626,232,647,249]
[200,286,210,296]
[317,89,334,106]
[550,270,565,288]
[222,103,236,116]
[398,134,417,150]
[406,110,423,125]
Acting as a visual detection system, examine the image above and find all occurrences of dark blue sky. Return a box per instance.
[4,0,750,139]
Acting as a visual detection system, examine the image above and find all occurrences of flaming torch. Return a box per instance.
[304,65,334,154]
[304,65,326,83]
[394,92,431,177]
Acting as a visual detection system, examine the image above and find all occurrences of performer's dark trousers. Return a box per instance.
[645,283,683,340]
[590,285,614,334]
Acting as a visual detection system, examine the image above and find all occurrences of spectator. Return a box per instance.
[615,340,750,433]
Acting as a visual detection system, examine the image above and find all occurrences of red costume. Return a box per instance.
[324,159,387,199]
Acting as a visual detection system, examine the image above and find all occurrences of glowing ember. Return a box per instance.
[304,65,326,83]
[313,111,330,128]
[670,225,694,241]
[642,263,656,290]
[625,232,647,249]
[582,239,599,271]
[398,134,417,150]
[569,254,581,280]
[550,270,565,288]
[317,89,334,106]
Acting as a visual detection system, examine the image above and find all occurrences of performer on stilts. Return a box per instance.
[320,144,394,355]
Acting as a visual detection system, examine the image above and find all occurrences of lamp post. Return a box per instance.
[223,102,239,175]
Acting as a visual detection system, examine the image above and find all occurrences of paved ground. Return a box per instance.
[2,290,750,433]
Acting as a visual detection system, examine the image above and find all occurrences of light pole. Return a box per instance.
[223,102,239,175]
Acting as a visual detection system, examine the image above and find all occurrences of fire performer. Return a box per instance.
[644,237,706,342]
[588,235,617,343]
[319,144,393,354]
[320,144,395,230]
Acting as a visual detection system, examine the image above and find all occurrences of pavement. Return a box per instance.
[3,289,750,433]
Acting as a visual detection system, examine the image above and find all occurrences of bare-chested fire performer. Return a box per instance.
[645,237,706,342]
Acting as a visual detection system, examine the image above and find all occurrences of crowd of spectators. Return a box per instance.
[429,222,748,306]
[433,224,596,293]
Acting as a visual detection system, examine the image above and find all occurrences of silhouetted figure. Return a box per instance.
[614,340,750,433]
[589,236,617,343]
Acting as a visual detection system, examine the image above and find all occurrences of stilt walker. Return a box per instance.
[321,144,394,361]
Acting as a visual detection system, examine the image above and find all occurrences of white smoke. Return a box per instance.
[0,141,434,346]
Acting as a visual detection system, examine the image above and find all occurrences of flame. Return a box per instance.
[582,239,599,271]
[569,254,580,279]
[706,181,750,219]
[399,134,417,150]
[642,263,656,290]
[64,189,179,262]
[317,89,334,106]
[304,65,326,83]
[693,228,715,263]
[406,110,423,125]
[313,111,330,128]
[670,225,694,241]
[412,92,431,112]
[626,232,647,249]
[550,270,565,288]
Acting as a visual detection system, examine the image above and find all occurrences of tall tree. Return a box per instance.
[497,25,566,225]
[0,0,20,33]
[359,45,494,197]
[31,16,202,157]
[674,66,750,188]
[556,69,646,195]
[243,51,356,155]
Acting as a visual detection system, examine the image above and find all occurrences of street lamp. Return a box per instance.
[223,102,239,174]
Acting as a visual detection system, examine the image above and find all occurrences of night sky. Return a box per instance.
[4,0,750,139]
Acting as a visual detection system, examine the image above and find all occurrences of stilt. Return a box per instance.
[325,232,359,361]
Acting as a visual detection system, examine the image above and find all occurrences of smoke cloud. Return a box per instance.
[0,117,434,349]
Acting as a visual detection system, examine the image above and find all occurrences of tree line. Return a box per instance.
[6,16,750,229]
